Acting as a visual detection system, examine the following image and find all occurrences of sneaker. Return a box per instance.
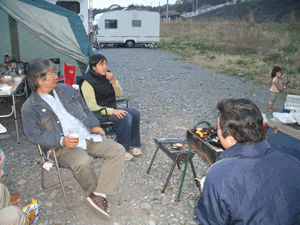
[125,152,134,161]
[130,147,142,156]
[86,193,110,220]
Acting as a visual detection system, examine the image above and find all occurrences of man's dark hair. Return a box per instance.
[217,99,265,144]
[89,54,107,70]
[27,58,56,92]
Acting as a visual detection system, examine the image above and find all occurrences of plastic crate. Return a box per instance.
[284,94,300,111]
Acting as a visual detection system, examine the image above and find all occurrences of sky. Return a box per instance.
[92,0,177,9]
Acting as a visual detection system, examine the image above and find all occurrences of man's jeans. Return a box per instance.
[50,137,125,197]
[99,108,141,152]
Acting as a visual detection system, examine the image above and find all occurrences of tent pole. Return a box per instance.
[8,16,20,62]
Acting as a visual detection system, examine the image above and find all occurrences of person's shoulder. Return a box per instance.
[21,94,34,110]
[206,158,239,181]
[57,83,76,92]
[269,145,300,163]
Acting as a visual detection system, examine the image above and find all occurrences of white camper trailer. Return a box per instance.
[46,0,90,34]
[95,10,160,48]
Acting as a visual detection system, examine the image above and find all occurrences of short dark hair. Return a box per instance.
[89,54,107,70]
[217,99,265,144]
[271,66,282,78]
[27,58,56,92]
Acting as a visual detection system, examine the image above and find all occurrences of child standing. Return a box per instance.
[268,66,284,112]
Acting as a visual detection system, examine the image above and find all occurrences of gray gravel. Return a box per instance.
[0,47,286,225]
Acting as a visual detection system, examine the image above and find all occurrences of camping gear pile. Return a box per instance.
[0,0,93,76]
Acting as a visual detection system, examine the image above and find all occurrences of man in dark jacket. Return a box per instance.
[195,99,300,224]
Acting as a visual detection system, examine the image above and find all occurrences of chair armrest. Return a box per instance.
[93,108,110,122]
[116,97,132,108]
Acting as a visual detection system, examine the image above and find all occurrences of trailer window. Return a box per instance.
[56,1,80,14]
[132,20,141,27]
[105,20,117,29]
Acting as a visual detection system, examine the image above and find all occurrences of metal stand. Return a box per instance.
[147,138,199,198]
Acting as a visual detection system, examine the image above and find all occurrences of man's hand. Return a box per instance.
[62,135,78,148]
[92,126,105,136]
[106,72,116,83]
[112,109,127,119]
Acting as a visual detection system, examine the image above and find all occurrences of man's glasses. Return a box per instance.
[47,73,57,78]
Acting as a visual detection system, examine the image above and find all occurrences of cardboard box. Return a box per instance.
[267,118,300,150]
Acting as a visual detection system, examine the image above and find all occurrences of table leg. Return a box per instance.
[12,94,20,144]
[190,160,200,187]
[25,79,28,98]
[146,145,160,174]
[162,154,179,193]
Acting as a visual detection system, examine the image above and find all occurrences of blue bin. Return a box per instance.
[267,119,300,151]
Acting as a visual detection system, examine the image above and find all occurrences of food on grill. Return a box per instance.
[173,143,183,147]
[196,131,204,137]
[170,143,189,149]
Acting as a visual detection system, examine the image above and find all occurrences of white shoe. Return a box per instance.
[130,147,142,156]
[125,152,133,161]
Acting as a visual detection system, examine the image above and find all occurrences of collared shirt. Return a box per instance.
[39,89,102,149]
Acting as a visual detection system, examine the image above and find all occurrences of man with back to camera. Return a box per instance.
[21,58,125,220]
[195,99,300,224]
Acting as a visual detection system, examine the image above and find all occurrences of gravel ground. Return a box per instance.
[0,47,286,225]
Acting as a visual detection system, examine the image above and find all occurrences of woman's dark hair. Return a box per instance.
[27,58,56,92]
[217,99,265,144]
[89,54,107,70]
[271,66,282,78]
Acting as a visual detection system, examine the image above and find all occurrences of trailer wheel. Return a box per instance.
[125,40,135,48]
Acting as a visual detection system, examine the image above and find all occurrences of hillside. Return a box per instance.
[189,0,300,23]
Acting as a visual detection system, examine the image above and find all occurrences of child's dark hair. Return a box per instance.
[271,66,282,78]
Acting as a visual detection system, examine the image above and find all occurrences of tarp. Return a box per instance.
[0,0,93,73]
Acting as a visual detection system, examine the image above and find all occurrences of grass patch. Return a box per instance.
[159,20,300,94]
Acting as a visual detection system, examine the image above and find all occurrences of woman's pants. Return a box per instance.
[99,108,141,152]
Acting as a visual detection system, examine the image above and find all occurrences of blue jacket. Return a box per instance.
[21,84,100,148]
[196,140,300,224]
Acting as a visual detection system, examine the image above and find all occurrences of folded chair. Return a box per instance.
[57,62,77,86]
[37,145,99,210]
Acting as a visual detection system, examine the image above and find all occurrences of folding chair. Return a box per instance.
[93,108,118,141]
[50,58,61,77]
[57,62,76,86]
[37,145,99,210]
[116,96,132,108]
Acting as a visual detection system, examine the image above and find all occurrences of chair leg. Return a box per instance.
[41,165,74,189]
[52,150,73,210]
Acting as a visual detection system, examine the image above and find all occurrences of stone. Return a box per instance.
[148,221,156,225]
[44,213,54,220]
[44,201,54,207]
[52,218,62,225]
[17,179,27,186]
[140,203,152,211]
[50,190,58,199]
[154,185,163,191]
[65,185,73,190]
